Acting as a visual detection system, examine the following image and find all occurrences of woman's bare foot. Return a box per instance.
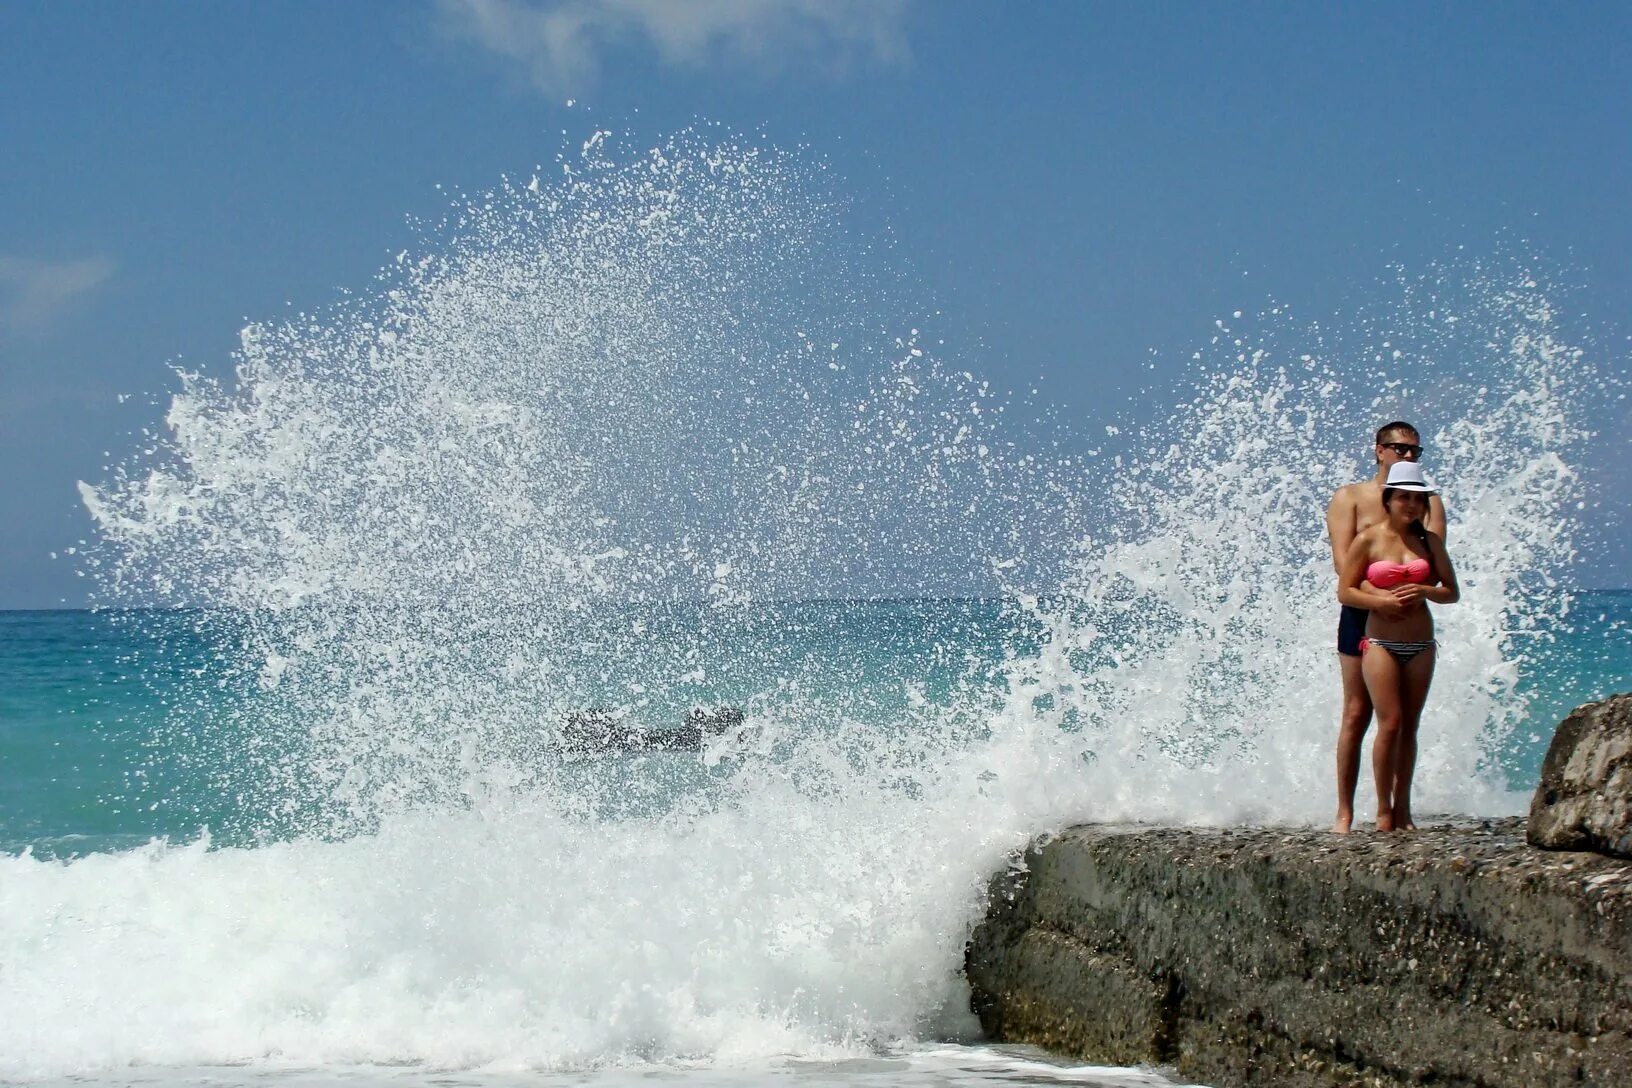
[1334,812,1354,835]
[1376,811,1396,832]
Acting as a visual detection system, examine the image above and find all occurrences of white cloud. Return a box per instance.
[436,0,911,94]
[0,254,116,333]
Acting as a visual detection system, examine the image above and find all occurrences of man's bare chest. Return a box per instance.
[1353,488,1387,533]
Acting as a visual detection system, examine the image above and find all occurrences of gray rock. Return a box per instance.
[561,706,746,753]
[966,820,1632,1088]
[1529,692,1632,858]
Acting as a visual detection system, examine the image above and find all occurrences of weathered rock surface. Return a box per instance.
[560,706,747,753]
[966,820,1632,1088]
[1529,692,1632,859]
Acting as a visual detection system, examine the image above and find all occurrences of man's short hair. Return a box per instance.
[1375,421,1419,445]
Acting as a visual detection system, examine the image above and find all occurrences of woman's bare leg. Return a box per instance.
[1362,644,1404,831]
[1391,647,1436,831]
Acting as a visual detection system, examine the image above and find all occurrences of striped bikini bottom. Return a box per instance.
[1359,637,1437,664]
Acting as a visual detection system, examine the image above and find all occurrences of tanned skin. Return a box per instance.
[1324,425,1446,834]
[1338,490,1459,831]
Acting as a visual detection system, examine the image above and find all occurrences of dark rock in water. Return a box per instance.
[965,820,1632,1088]
[1528,692,1632,859]
[561,706,745,753]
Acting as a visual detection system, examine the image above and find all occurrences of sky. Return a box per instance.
[2,0,1630,607]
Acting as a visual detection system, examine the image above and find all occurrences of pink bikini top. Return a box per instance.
[1366,558,1431,588]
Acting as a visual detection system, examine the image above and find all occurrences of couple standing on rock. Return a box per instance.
[1325,422,1461,834]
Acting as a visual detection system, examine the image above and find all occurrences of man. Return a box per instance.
[1325,422,1447,834]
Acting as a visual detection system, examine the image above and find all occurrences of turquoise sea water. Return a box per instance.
[2,593,1628,1087]
[5,595,1629,859]
[1,600,1025,856]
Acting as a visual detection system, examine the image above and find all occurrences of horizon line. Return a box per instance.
[4,586,1631,615]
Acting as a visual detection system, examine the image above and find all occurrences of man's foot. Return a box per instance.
[1376,811,1396,832]
[1334,812,1353,835]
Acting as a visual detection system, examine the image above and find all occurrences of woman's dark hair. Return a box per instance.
[1382,487,1438,582]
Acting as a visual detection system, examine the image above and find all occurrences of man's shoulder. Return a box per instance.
[1328,480,1370,505]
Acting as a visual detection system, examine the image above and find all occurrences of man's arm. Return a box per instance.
[1339,532,1403,613]
[1325,485,1357,574]
[1426,494,1447,541]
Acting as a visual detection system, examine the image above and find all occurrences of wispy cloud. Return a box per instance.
[0,255,116,333]
[436,0,911,94]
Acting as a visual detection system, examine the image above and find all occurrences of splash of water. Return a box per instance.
[78,128,1061,838]
[2,131,1605,1076]
[999,263,1600,825]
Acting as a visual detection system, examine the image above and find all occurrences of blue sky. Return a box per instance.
[3,1,1630,607]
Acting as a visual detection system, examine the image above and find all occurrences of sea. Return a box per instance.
[3,130,1629,1086]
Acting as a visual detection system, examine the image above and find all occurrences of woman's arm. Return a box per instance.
[1423,531,1460,604]
[1338,533,1403,611]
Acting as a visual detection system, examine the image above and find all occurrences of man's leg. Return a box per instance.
[1335,651,1372,834]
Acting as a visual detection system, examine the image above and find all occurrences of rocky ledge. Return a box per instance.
[965,819,1632,1088]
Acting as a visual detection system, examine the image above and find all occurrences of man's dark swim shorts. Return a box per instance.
[1337,604,1368,657]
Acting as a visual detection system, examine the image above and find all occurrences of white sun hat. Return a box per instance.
[1384,461,1439,494]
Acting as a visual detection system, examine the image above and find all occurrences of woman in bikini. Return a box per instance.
[1337,460,1459,832]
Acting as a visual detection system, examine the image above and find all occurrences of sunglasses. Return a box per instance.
[1380,442,1423,457]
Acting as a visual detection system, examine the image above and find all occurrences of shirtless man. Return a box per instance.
[1325,422,1446,834]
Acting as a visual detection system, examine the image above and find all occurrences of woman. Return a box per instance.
[1337,460,1459,832]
